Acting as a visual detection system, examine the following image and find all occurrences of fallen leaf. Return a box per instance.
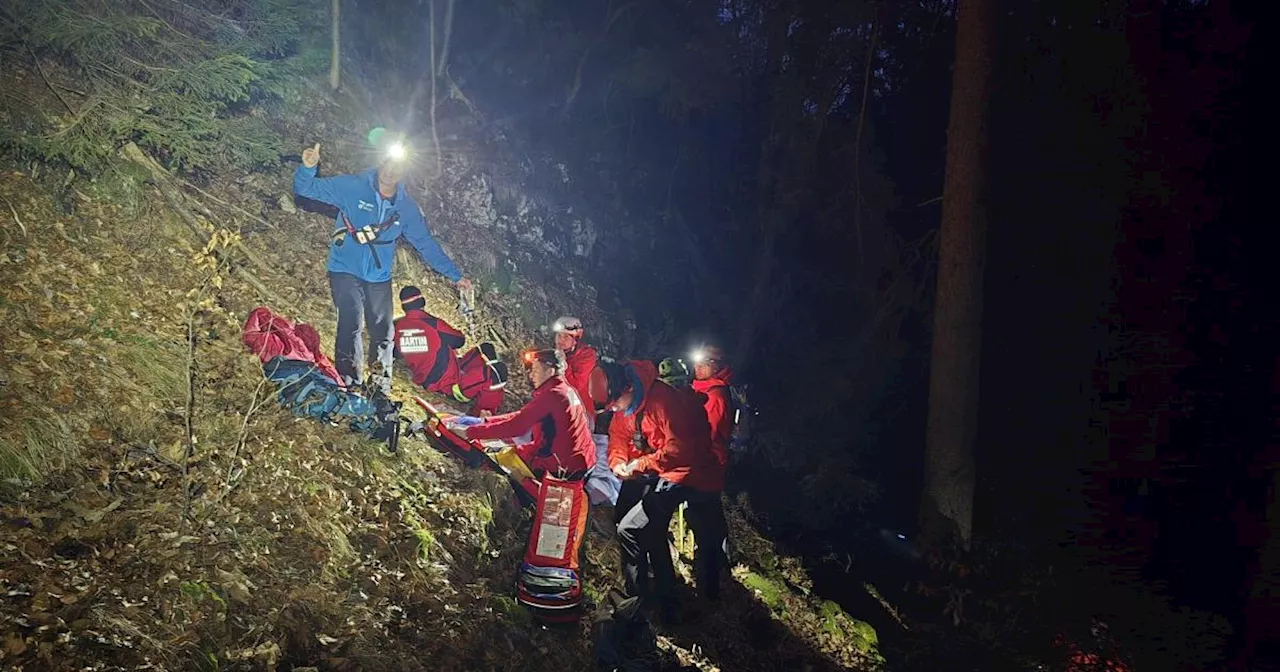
[4,632,27,655]
[82,498,123,523]
[53,385,76,406]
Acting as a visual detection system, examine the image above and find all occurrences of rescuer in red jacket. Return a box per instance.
[455,349,596,478]
[553,316,599,425]
[393,286,507,415]
[591,359,721,622]
[688,345,734,601]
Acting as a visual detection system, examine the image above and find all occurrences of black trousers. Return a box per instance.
[685,491,728,600]
[616,478,694,609]
[613,478,656,597]
[328,272,394,385]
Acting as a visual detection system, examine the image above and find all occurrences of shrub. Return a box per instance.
[0,0,326,175]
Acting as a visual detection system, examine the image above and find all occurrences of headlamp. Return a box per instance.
[690,349,706,364]
[384,141,407,162]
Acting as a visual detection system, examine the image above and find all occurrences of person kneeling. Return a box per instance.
[394,286,508,415]
[454,349,596,478]
[456,349,597,622]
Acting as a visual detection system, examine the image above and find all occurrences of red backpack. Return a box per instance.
[241,307,342,385]
[517,476,590,622]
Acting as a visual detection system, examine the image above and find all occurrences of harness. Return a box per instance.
[332,210,401,269]
[631,408,649,454]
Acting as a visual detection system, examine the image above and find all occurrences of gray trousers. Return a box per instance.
[328,272,394,385]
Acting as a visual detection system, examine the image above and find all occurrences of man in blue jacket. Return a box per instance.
[294,140,471,395]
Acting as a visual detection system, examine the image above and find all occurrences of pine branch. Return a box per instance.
[25,43,75,114]
[10,0,310,176]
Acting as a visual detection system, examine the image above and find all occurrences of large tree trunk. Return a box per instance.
[919,0,997,549]
[328,0,340,90]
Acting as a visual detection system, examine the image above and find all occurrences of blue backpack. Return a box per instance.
[263,357,383,435]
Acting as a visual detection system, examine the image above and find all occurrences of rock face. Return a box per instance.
[412,118,627,357]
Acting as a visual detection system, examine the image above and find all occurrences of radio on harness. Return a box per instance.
[331,211,401,270]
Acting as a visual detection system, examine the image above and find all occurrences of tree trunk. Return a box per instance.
[919,0,997,550]
[328,0,340,91]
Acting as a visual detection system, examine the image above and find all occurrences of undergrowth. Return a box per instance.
[0,0,326,175]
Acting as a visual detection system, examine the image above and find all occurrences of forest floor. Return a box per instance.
[0,119,888,671]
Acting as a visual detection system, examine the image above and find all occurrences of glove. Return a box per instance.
[613,460,641,479]
[355,225,378,244]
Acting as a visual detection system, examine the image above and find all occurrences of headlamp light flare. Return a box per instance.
[384,141,408,162]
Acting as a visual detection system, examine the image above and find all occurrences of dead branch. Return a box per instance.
[562,0,642,114]
[852,21,879,269]
[1,195,27,237]
[176,178,274,231]
[26,43,75,115]
[180,253,232,525]
[444,70,483,122]
[436,0,455,78]
[917,195,943,207]
[428,0,443,179]
[180,290,201,525]
[222,374,270,499]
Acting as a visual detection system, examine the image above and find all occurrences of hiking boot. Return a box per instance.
[367,374,392,398]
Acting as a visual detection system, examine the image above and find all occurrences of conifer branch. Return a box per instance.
[25,43,75,114]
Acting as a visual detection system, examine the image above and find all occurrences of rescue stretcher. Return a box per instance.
[408,396,540,506]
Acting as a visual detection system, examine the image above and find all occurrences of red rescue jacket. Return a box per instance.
[607,360,722,492]
[564,342,598,413]
[468,375,596,476]
[241,307,342,384]
[393,309,466,391]
[692,366,734,474]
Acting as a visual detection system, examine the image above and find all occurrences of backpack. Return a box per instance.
[517,476,590,623]
[263,356,387,437]
[728,384,754,453]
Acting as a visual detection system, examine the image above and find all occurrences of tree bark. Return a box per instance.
[328,0,340,91]
[919,0,997,550]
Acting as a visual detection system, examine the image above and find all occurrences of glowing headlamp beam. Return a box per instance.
[384,142,407,162]
[690,349,706,364]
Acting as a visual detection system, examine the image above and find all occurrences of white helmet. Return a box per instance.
[552,316,584,338]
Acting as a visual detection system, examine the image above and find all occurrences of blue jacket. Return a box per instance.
[294,165,462,283]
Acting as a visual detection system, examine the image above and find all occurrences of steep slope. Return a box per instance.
[0,131,884,672]
[0,23,884,670]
